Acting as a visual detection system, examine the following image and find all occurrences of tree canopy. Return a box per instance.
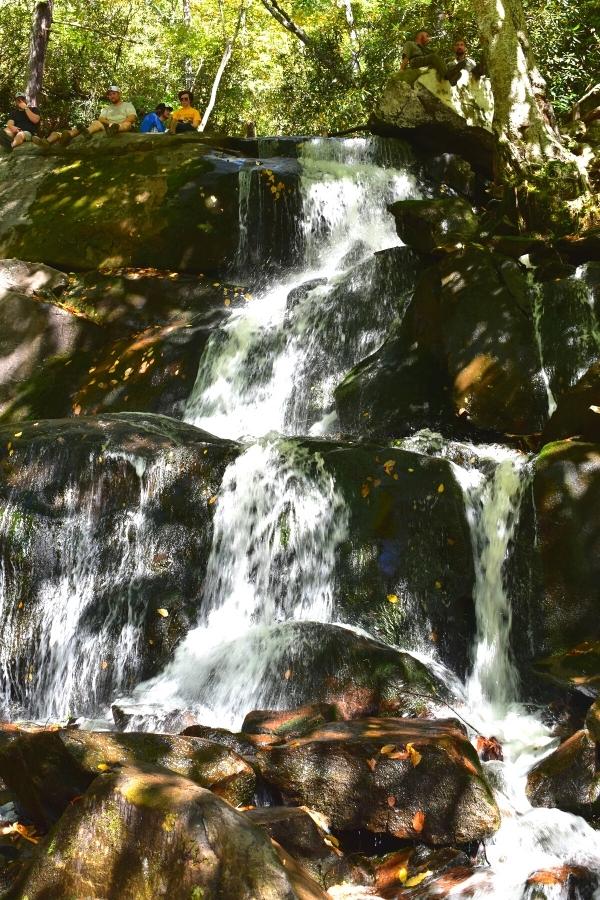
[0,0,599,135]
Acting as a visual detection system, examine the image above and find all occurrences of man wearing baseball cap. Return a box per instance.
[0,92,41,150]
[57,85,137,146]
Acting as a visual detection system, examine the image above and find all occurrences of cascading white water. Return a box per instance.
[400,431,600,899]
[0,450,174,719]
[133,438,348,728]
[185,137,421,440]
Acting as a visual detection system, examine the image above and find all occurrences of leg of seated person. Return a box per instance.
[87,120,105,135]
[118,121,133,133]
[12,131,27,148]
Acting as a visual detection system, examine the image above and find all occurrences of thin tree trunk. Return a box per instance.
[26,0,53,105]
[198,1,246,132]
[182,0,194,90]
[341,0,360,76]
[260,0,349,83]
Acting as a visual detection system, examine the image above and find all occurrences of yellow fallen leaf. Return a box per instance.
[434,580,442,589]
[408,467,414,473]
[383,459,396,475]
[590,405,600,414]
[97,763,110,771]
[380,744,397,755]
[156,608,169,618]
[437,483,445,493]
[405,871,432,887]
[360,483,370,498]
[13,432,22,438]
[208,495,218,505]
[224,298,231,306]
[407,742,422,766]
[398,866,408,884]
[386,594,399,604]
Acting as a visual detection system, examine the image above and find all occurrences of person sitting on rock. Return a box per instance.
[140,103,170,133]
[446,39,477,85]
[401,30,447,82]
[53,86,137,147]
[0,92,41,150]
[169,91,201,133]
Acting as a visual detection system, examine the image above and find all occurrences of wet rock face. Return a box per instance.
[245,807,340,885]
[370,70,494,173]
[541,361,600,445]
[523,442,600,669]
[0,414,238,718]
[318,443,476,679]
[256,718,500,845]
[0,135,241,274]
[336,247,549,441]
[15,765,327,899]
[526,729,600,820]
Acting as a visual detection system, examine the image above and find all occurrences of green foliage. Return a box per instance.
[0,0,598,134]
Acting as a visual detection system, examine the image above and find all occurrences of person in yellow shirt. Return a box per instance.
[170,91,202,133]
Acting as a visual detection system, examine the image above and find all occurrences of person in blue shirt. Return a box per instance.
[140,103,170,133]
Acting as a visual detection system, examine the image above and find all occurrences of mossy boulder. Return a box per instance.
[388,198,478,252]
[541,361,600,445]
[256,718,500,845]
[0,413,238,719]
[15,765,326,899]
[0,135,242,273]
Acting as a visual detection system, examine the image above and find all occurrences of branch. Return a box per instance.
[198,0,246,132]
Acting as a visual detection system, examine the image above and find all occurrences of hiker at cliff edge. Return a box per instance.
[0,93,40,150]
[401,30,447,82]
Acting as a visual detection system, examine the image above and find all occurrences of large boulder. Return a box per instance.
[370,70,494,173]
[245,807,340,885]
[0,413,238,719]
[256,718,500,845]
[541,362,600,445]
[15,765,326,899]
[0,135,242,273]
[317,441,476,678]
[336,247,549,440]
[526,729,600,820]
[515,442,600,674]
[388,198,478,252]
[0,265,233,423]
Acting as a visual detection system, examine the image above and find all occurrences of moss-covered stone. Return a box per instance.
[14,765,326,899]
[0,136,241,273]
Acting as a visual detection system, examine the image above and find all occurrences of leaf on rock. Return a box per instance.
[380,744,396,755]
[156,608,169,618]
[383,459,396,475]
[360,483,370,498]
[406,871,432,887]
[437,483,445,493]
[387,795,396,807]
[366,757,377,771]
[412,810,425,832]
[406,743,422,766]
[386,593,399,604]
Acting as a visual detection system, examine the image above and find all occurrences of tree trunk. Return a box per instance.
[26,0,53,106]
[473,0,571,176]
[182,0,194,90]
[473,0,588,231]
[341,0,360,76]
[198,1,246,132]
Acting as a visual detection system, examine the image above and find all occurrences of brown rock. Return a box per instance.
[256,718,499,845]
[246,806,340,884]
[527,729,600,820]
[242,704,340,738]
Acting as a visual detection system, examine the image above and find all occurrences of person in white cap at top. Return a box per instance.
[46,85,137,147]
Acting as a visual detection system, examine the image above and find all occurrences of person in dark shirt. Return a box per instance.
[1,93,41,149]
[140,103,170,133]
[446,39,477,85]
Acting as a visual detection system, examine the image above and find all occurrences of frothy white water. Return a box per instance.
[0,451,174,720]
[185,137,421,441]
[133,439,348,728]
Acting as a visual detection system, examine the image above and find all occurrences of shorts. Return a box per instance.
[20,131,33,141]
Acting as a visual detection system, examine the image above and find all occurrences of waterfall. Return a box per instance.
[185,136,421,441]
[133,439,348,728]
[0,449,175,720]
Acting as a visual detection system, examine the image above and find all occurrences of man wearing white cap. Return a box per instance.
[51,85,137,147]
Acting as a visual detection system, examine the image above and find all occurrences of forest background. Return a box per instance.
[1,0,600,137]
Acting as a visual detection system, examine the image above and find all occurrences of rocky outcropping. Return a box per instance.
[370,69,494,173]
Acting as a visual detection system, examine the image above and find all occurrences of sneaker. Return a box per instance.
[107,123,120,137]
